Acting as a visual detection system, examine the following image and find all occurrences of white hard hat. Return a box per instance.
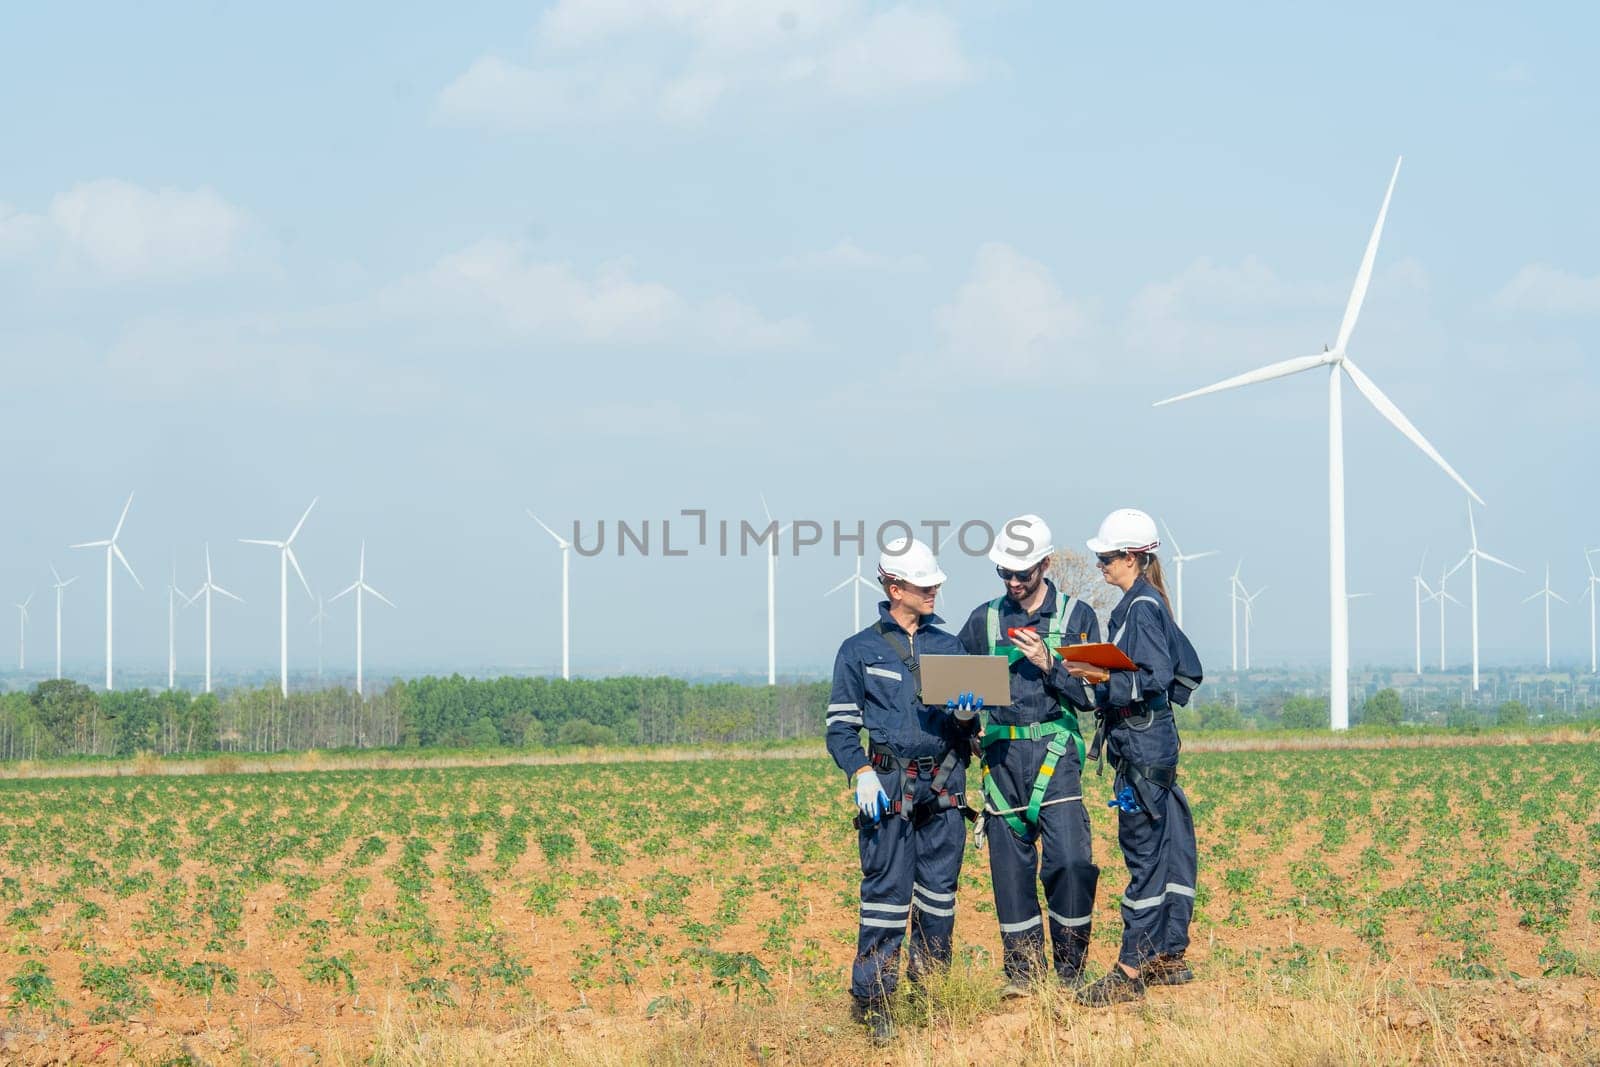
[878,537,947,587]
[988,514,1054,571]
[1087,508,1161,555]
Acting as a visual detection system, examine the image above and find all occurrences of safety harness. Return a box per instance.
[977,591,1089,839]
[853,619,971,830]
[1082,595,1182,822]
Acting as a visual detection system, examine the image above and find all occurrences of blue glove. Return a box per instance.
[1107,784,1142,813]
[945,692,984,723]
[855,769,891,822]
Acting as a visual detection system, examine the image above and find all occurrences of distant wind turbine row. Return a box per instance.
[12,493,393,695]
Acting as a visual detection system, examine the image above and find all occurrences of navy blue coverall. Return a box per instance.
[1094,577,1198,969]
[827,603,972,1006]
[957,580,1101,983]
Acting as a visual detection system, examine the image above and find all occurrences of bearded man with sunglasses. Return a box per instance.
[956,514,1101,995]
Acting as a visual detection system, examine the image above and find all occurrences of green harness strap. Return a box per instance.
[979,592,1088,837]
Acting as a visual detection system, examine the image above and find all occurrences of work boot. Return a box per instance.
[1141,955,1194,986]
[851,998,896,1046]
[1075,965,1146,1007]
[999,979,1033,1000]
[1057,966,1090,992]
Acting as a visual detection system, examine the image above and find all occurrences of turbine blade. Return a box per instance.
[1160,519,1182,557]
[825,575,854,595]
[526,510,571,548]
[1442,592,1462,605]
[1342,360,1483,505]
[331,582,359,601]
[70,540,110,549]
[1523,590,1542,603]
[1153,353,1334,407]
[113,544,143,589]
[1334,157,1402,354]
[1187,550,1219,561]
[1551,590,1568,603]
[50,564,61,584]
[62,576,78,587]
[1477,551,1522,573]
[111,492,134,542]
[1467,500,1478,548]
[760,493,773,524]
[287,498,318,544]
[855,575,878,591]
[214,585,243,603]
[286,546,314,599]
[365,584,395,608]
[239,539,283,547]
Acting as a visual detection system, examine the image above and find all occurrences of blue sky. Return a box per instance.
[2,1,1597,681]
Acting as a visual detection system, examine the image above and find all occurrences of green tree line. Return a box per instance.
[0,675,830,760]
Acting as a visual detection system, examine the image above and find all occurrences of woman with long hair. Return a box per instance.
[1066,507,1199,1006]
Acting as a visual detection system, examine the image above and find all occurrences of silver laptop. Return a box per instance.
[919,655,1011,707]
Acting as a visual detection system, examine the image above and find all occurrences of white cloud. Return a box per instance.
[780,238,924,273]
[1491,263,1600,315]
[436,1,973,129]
[0,180,251,280]
[934,243,1087,373]
[400,237,807,350]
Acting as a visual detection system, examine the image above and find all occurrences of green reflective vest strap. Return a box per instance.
[979,592,1087,834]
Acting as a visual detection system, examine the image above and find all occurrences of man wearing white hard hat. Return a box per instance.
[825,536,978,1044]
[955,513,1102,994]
[1067,508,1201,1006]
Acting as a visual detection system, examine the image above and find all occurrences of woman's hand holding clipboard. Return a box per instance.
[1057,643,1137,685]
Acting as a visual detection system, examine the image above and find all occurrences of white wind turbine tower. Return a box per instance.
[760,495,792,687]
[1228,562,1244,672]
[13,595,31,672]
[1155,159,1483,730]
[1581,549,1600,674]
[1522,563,1566,671]
[49,566,76,681]
[309,596,329,682]
[167,560,195,691]
[70,492,143,691]
[187,543,242,695]
[825,555,877,632]
[1242,583,1267,670]
[1456,501,1520,692]
[1430,563,1462,672]
[240,498,318,698]
[527,511,571,681]
[331,541,393,697]
[1411,553,1433,675]
[1162,520,1217,629]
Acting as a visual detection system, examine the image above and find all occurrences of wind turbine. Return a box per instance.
[1162,520,1217,629]
[1429,563,1462,672]
[1456,500,1520,692]
[167,560,195,690]
[1154,159,1482,730]
[1228,562,1243,671]
[187,543,242,695]
[527,511,571,681]
[760,495,792,687]
[49,565,76,681]
[825,555,877,632]
[13,595,30,672]
[309,596,329,682]
[1242,583,1267,670]
[330,541,393,697]
[1522,563,1566,671]
[1581,549,1600,674]
[1414,556,1440,671]
[240,498,317,698]
[70,492,143,691]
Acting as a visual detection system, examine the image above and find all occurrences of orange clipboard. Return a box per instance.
[1054,643,1138,671]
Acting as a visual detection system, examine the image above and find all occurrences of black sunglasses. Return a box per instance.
[1095,551,1127,567]
[995,564,1039,583]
